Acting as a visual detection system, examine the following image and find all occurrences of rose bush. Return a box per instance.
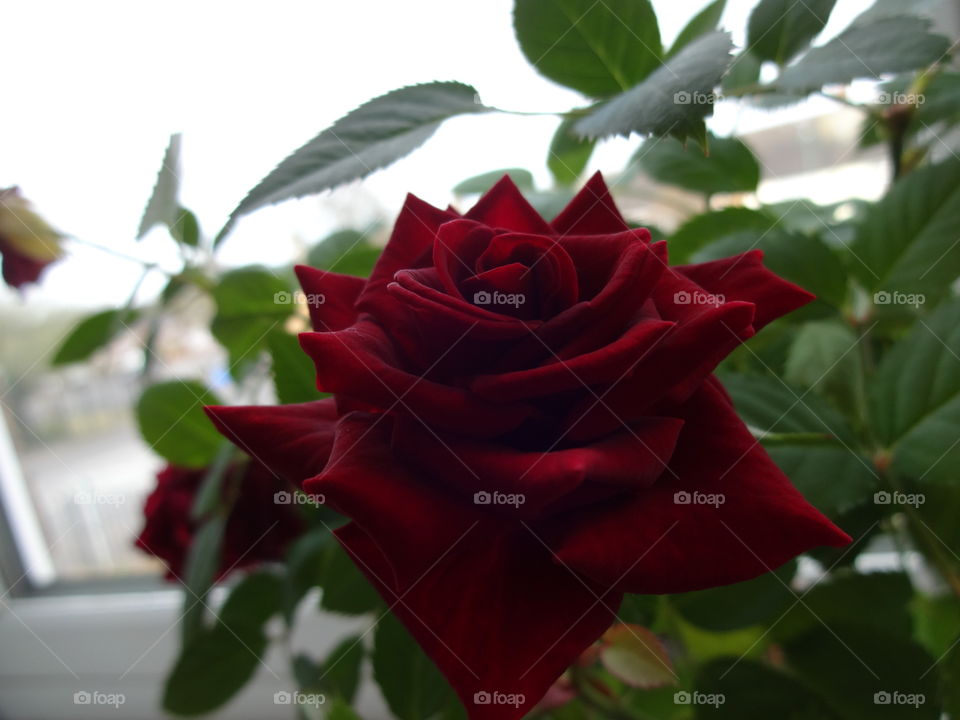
[135,461,304,581]
[206,173,849,719]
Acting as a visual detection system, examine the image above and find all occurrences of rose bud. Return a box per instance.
[134,461,304,581]
[0,187,64,289]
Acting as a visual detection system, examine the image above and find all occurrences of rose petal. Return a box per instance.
[298,320,533,437]
[203,399,338,484]
[294,265,364,331]
[558,228,654,299]
[551,172,630,235]
[674,250,815,330]
[550,378,851,593]
[392,415,683,517]
[465,175,553,234]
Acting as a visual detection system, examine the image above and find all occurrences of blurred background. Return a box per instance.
[1,0,958,718]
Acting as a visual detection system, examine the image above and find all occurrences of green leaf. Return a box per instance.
[164,571,283,716]
[51,308,138,365]
[784,624,939,720]
[600,624,675,689]
[170,207,200,247]
[306,229,382,278]
[722,50,762,92]
[325,698,363,720]
[851,158,960,298]
[319,635,364,702]
[667,207,775,264]
[268,330,319,405]
[747,0,837,66]
[217,83,487,243]
[454,168,534,195]
[180,514,225,643]
[319,539,382,615]
[668,0,727,58]
[138,133,181,239]
[373,613,450,720]
[211,267,292,375]
[513,0,662,98]
[719,372,876,515]
[771,571,914,644]
[549,117,596,186]
[696,658,840,719]
[776,16,951,92]
[575,31,733,142]
[784,320,859,391]
[283,530,328,623]
[871,298,960,485]
[673,560,796,632]
[136,380,224,468]
[636,132,759,194]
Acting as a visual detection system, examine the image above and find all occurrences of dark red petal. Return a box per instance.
[558,229,654,299]
[470,319,674,403]
[294,265,364,331]
[465,175,552,234]
[393,415,683,517]
[203,399,338,484]
[563,301,755,442]
[432,220,498,296]
[0,237,49,288]
[298,321,533,437]
[550,172,630,235]
[357,193,453,315]
[550,377,851,594]
[675,250,815,330]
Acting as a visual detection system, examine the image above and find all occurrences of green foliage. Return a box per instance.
[871,298,960,485]
[575,32,734,142]
[307,229,382,277]
[668,0,726,59]
[51,308,138,365]
[268,330,319,405]
[138,133,182,239]
[513,0,662,97]
[217,83,488,243]
[747,0,837,66]
[373,613,451,720]
[454,168,534,194]
[318,537,382,615]
[211,266,292,375]
[776,16,951,91]
[549,118,596,186]
[164,571,284,715]
[136,380,224,468]
[635,132,759,194]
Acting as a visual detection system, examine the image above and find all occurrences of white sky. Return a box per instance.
[1,0,874,310]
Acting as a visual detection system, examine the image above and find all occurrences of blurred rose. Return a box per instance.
[134,460,304,580]
[0,187,64,289]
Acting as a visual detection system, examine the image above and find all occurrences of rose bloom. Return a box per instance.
[207,174,849,719]
[0,187,64,289]
[135,461,304,580]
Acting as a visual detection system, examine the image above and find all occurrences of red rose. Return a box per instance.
[206,174,849,719]
[0,187,63,289]
[135,461,304,581]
